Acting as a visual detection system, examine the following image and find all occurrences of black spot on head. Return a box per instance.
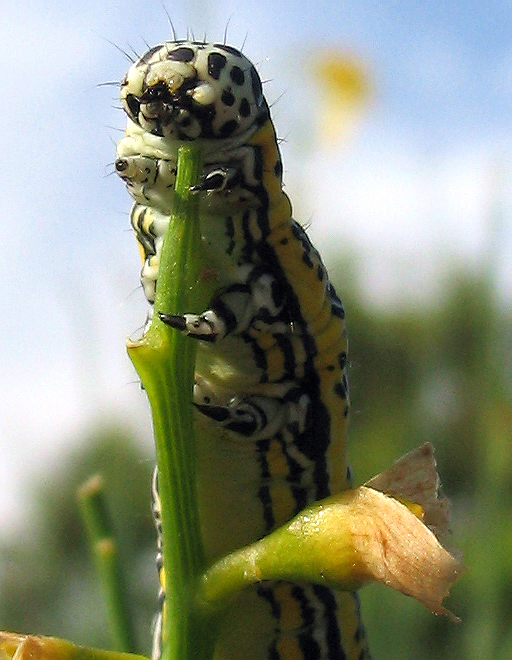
[230,65,245,85]
[280,237,288,245]
[125,94,140,119]
[208,52,227,80]
[139,44,164,65]
[219,119,238,138]
[221,89,235,106]
[213,44,243,57]
[273,159,283,177]
[250,66,263,105]
[326,364,335,372]
[239,97,251,117]
[167,46,195,62]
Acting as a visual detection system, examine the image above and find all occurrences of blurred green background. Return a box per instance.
[1,258,510,659]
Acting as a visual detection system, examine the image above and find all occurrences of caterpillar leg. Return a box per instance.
[116,130,261,211]
[195,393,286,438]
[191,166,240,193]
[158,311,224,342]
[193,377,310,440]
[115,153,178,213]
[159,267,288,342]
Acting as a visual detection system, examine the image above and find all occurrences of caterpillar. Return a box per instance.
[116,40,371,660]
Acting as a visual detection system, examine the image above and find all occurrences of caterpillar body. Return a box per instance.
[116,41,370,660]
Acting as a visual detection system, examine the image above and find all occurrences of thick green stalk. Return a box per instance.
[127,146,215,660]
[77,475,136,653]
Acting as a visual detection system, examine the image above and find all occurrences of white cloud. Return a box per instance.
[298,130,511,306]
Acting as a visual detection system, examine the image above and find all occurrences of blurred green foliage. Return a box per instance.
[340,264,511,660]
[0,429,156,655]
[0,264,510,659]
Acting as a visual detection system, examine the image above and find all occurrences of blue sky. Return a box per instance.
[1,0,510,531]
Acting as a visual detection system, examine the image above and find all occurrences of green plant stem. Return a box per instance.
[77,475,136,653]
[127,146,215,660]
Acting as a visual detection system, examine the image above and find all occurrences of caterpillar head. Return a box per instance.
[120,41,268,141]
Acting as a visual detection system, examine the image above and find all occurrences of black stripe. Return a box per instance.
[242,333,268,378]
[311,585,346,660]
[250,65,263,105]
[290,586,321,659]
[241,209,256,262]
[280,433,308,515]
[211,296,238,335]
[253,174,333,503]
[132,208,156,257]
[328,283,345,319]
[225,216,236,256]
[257,584,281,619]
[255,439,274,531]
[274,334,296,381]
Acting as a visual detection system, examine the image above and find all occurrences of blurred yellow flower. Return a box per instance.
[312,53,371,146]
